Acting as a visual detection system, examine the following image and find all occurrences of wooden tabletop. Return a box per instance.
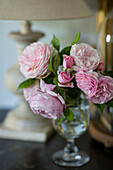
[0,110,113,170]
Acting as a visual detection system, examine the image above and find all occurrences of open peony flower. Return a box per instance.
[70,43,100,71]
[75,71,99,98]
[24,79,65,119]
[20,42,57,79]
[89,76,113,104]
[29,90,65,119]
[58,71,74,88]
[63,55,74,69]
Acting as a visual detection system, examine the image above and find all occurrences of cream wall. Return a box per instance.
[0,14,96,109]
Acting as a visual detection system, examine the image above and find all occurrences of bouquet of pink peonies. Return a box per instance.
[18,32,113,122]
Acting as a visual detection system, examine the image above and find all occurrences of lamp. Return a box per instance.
[0,0,96,20]
[0,0,97,142]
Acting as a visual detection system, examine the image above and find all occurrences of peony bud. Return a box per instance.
[63,55,74,69]
[97,62,104,71]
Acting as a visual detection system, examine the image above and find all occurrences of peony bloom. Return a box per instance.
[97,62,104,71]
[89,76,113,104]
[63,55,74,69]
[70,43,100,71]
[20,42,57,79]
[29,91,65,119]
[24,79,65,119]
[58,71,74,88]
[75,71,99,98]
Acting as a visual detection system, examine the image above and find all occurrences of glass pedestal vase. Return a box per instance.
[52,104,90,167]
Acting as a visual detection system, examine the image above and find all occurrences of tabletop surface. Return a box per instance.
[0,110,113,170]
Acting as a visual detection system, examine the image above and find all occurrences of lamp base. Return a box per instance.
[0,110,54,142]
[1,20,53,142]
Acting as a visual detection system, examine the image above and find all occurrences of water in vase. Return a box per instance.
[53,105,90,139]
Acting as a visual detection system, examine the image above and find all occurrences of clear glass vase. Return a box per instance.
[52,101,90,167]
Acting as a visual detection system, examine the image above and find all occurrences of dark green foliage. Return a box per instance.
[17,78,36,90]
[51,35,60,51]
[64,108,74,121]
[71,31,81,46]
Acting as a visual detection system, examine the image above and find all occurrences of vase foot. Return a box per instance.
[52,150,90,167]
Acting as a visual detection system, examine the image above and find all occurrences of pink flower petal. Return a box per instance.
[70,43,100,71]
[40,79,56,92]
[58,82,74,88]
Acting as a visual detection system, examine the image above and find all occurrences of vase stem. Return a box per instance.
[63,138,78,161]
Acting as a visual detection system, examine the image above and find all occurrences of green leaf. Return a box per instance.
[64,108,74,121]
[53,76,58,85]
[17,78,36,90]
[44,73,54,84]
[102,70,113,78]
[48,50,57,76]
[94,103,106,112]
[53,77,67,101]
[94,99,113,112]
[106,99,113,108]
[59,46,71,64]
[71,31,81,46]
[53,54,60,73]
[65,86,80,99]
[53,77,64,95]
[51,35,60,51]
[60,46,71,56]
[56,117,65,125]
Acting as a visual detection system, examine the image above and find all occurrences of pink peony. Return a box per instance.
[20,42,57,79]
[29,91,64,119]
[70,43,100,71]
[97,62,104,71]
[63,55,74,69]
[89,76,113,104]
[75,71,99,98]
[58,71,74,88]
[24,80,65,119]
[40,79,56,92]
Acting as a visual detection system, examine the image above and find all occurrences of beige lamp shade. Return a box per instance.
[0,0,97,20]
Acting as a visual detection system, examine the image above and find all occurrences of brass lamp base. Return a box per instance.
[89,121,113,147]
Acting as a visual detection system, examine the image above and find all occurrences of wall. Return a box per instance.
[0,14,96,109]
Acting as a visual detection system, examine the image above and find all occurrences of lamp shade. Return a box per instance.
[0,0,97,20]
